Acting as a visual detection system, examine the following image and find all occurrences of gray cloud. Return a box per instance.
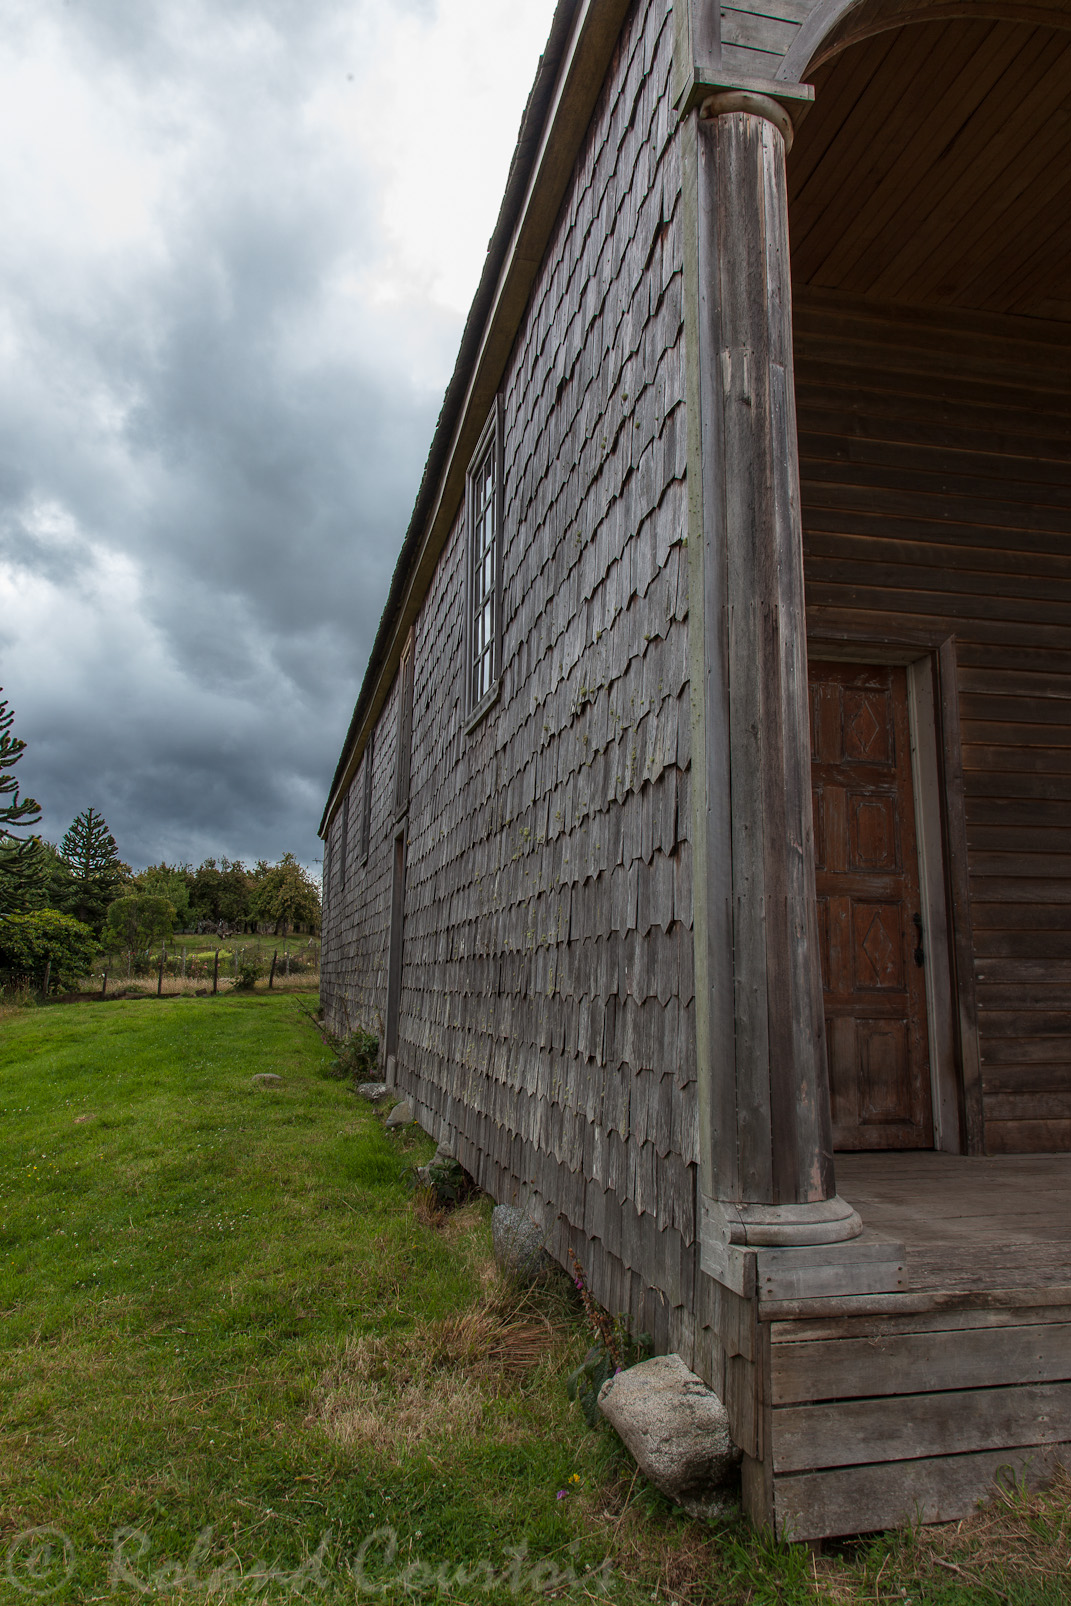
[0,0,464,868]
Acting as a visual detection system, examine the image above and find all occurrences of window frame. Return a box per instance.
[337,791,350,893]
[358,730,374,864]
[464,397,503,728]
[393,629,416,822]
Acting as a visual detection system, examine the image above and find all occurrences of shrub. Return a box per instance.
[0,909,97,992]
[326,1027,380,1082]
[233,957,264,991]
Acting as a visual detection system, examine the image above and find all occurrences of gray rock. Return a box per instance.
[385,1099,414,1129]
[252,1073,283,1087]
[356,1082,391,1104]
[598,1354,740,1519]
[416,1139,455,1187]
[491,1205,549,1283]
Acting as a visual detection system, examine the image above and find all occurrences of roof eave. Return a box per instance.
[319,0,633,838]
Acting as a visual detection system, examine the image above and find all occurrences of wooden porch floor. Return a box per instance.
[837,1151,1071,1296]
[762,1153,1071,1539]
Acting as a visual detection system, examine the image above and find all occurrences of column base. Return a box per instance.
[719,1195,864,1247]
[700,1194,907,1300]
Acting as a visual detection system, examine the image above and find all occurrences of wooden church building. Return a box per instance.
[320,0,1071,1539]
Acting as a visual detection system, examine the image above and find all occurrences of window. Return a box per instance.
[337,792,349,893]
[358,731,374,863]
[466,400,502,717]
[393,631,415,820]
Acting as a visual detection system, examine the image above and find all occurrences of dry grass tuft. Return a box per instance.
[916,1465,1071,1593]
[311,1287,566,1459]
[813,1465,1071,1603]
[411,1185,447,1230]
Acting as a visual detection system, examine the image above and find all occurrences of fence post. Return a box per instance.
[40,958,51,1002]
[268,950,277,990]
[212,950,219,995]
[182,946,187,980]
[157,946,165,997]
[101,972,107,998]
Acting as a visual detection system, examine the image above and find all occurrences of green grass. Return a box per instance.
[1,996,1067,1604]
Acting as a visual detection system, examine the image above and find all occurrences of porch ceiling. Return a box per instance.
[787,18,1071,320]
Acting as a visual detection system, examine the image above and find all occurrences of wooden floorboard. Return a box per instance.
[840,1153,1071,1290]
[758,1154,1071,1316]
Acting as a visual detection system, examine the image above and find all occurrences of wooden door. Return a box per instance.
[810,662,934,1150]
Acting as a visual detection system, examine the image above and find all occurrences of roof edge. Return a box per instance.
[320,0,633,838]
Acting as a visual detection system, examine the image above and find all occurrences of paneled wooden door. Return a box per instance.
[809,662,934,1150]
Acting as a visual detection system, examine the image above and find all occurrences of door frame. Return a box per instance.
[807,626,983,1154]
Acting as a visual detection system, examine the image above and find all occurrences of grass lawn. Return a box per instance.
[1,995,1067,1604]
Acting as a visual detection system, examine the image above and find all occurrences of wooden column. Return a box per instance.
[690,92,860,1248]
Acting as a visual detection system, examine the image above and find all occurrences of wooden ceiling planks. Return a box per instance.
[788,19,1071,319]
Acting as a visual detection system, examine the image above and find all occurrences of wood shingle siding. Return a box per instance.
[795,290,1071,1156]
[321,0,731,1381]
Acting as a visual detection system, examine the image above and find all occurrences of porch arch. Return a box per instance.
[777,0,1071,81]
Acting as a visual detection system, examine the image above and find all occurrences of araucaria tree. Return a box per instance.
[0,688,43,915]
[61,807,124,931]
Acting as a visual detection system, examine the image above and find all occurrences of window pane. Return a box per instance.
[468,422,499,711]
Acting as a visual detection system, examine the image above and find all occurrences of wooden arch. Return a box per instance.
[776,0,1071,80]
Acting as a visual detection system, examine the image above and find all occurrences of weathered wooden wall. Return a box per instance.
[796,291,1071,1156]
[719,0,811,80]
[321,673,399,1038]
[320,0,741,1390]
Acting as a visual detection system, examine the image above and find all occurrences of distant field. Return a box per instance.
[89,933,320,999]
[0,996,1065,1603]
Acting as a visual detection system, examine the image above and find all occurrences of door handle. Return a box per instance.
[912,913,925,968]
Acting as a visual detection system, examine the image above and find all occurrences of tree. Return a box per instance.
[104,894,175,969]
[188,859,253,930]
[0,689,43,915]
[0,910,97,992]
[133,864,192,932]
[250,854,322,936]
[61,808,125,931]
[0,838,80,918]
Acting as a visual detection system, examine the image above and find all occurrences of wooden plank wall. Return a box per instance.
[719,0,810,82]
[795,291,1071,1155]
[769,1297,1071,1539]
[319,0,752,1402]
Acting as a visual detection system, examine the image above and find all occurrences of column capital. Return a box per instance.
[676,64,813,122]
[699,90,795,151]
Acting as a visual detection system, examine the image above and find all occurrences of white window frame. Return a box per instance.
[464,398,503,726]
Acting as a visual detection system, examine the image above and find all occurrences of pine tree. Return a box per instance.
[0,689,43,915]
[61,807,124,931]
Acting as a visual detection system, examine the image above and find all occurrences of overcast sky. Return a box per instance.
[0,0,557,871]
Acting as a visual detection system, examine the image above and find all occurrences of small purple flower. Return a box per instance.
[556,1490,566,1500]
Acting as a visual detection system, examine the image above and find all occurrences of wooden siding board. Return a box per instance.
[797,293,1071,1144]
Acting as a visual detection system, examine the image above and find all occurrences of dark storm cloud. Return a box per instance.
[0,0,459,868]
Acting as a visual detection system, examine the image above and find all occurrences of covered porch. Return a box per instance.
[680,0,1071,1539]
